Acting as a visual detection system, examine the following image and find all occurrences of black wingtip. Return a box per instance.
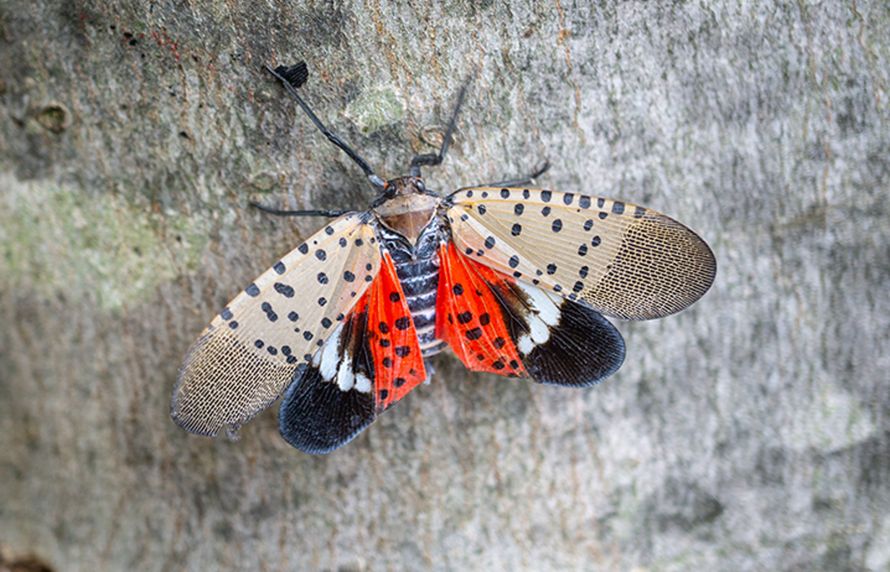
[274,61,309,89]
[278,364,376,454]
[516,300,626,388]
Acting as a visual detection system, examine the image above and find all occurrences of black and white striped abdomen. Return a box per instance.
[392,253,445,356]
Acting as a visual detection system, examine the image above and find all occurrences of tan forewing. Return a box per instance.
[446,188,716,320]
[172,212,381,436]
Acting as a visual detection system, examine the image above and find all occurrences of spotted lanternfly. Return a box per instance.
[171,62,717,454]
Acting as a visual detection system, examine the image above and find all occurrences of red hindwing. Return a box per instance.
[365,252,427,411]
[435,242,527,378]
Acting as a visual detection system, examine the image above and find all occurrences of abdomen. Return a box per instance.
[383,223,447,357]
[392,250,446,357]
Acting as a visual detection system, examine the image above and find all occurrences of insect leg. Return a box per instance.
[249,201,348,218]
[409,80,471,176]
[481,160,550,187]
[264,63,386,190]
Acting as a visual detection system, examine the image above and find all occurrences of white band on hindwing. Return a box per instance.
[514,281,563,355]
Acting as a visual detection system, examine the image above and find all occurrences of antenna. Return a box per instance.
[409,80,470,177]
[265,63,386,189]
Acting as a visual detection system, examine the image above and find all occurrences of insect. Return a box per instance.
[171,62,716,454]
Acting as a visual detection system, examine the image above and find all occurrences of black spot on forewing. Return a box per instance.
[274,283,295,298]
[261,302,278,322]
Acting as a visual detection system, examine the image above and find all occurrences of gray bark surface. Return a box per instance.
[1,1,888,570]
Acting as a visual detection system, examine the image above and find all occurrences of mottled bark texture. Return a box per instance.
[1,1,888,570]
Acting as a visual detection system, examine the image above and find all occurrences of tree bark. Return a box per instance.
[1,1,888,570]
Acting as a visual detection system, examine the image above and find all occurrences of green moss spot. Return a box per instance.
[0,176,209,313]
[345,87,404,136]
[36,103,70,133]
